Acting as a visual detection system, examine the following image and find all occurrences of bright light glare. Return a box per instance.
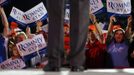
[84,69,119,73]
[0,70,45,75]
[123,69,134,74]
[60,71,70,75]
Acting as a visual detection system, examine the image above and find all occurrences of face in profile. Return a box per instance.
[114,30,124,43]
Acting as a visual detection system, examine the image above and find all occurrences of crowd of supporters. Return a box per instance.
[63,14,134,69]
[0,5,134,69]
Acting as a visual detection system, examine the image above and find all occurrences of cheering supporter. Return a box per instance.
[36,20,48,42]
[26,26,40,67]
[106,15,132,68]
[8,22,47,68]
[8,20,48,68]
[15,30,30,67]
[8,22,22,57]
[85,29,106,69]
[8,22,21,58]
[26,26,35,39]
[85,14,106,69]
[26,25,47,68]
[0,6,9,63]
[0,7,30,68]
[8,22,27,44]
[32,20,48,68]
[64,23,70,55]
[7,22,33,68]
[85,14,132,69]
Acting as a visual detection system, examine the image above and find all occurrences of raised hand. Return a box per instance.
[89,14,97,24]
[127,15,132,27]
[110,16,116,23]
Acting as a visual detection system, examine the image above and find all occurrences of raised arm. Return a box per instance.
[90,14,103,43]
[125,15,132,38]
[107,16,116,35]
[0,6,9,37]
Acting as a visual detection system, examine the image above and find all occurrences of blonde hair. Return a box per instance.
[16,32,28,39]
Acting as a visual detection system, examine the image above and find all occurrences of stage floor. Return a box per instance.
[0,69,134,75]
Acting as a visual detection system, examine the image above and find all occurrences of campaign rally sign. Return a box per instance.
[107,0,131,15]
[90,0,104,14]
[24,2,47,24]
[9,2,48,27]
[16,34,47,61]
[0,58,26,69]
[10,7,26,24]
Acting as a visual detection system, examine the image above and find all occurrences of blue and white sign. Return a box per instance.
[107,0,131,14]
[0,58,26,69]
[16,34,47,57]
[10,7,26,24]
[23,2,47,24]
[90,0,104,14]
[9,2,48,26]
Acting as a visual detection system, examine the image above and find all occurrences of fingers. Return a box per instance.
[128,15,132,23]
[110,16,116,23]
[89,14,97,23]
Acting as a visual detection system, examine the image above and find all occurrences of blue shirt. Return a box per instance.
[108,41,129,67]
[0,34,7,63]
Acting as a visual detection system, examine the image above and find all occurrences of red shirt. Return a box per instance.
[64,35,70,55]
[85,40,106,68]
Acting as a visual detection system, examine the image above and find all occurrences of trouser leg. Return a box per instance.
[46,0,65,68]
[69,0,89,67]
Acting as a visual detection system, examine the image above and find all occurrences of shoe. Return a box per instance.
[71,66,84,72]
[43,65,60,71]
